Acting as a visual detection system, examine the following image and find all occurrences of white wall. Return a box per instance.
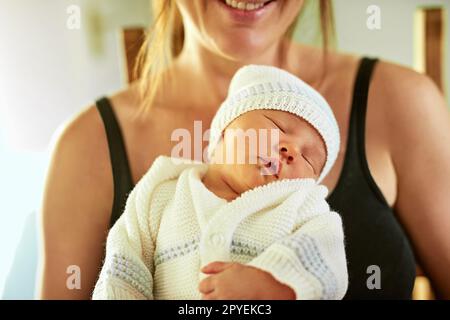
[333,0,450,101]
[0,0,151,151]
[0,0,151,296]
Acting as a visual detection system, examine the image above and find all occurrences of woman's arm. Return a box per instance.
[37,106,114,299]
[377,62,450,299]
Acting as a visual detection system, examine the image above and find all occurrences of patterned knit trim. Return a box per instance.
[280,234,338,300]
[230,239,266,257]
[154,238,267,266]
[104,253,153,298]
[154,238,199,266]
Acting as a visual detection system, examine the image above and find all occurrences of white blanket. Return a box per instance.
[92,156,348,300]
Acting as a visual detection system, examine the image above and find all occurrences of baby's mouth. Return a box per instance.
[258,156,281,178]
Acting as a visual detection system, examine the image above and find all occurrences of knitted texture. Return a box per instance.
[92,156,348,300]
[207,65,340,183]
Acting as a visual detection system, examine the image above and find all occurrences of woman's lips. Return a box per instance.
[215,0,277,24]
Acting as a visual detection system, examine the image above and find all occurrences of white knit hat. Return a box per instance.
[207,65,340,183]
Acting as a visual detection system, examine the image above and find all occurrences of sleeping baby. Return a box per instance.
[92,65,348,300]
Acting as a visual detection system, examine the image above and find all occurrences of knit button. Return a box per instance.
[209,233,225,246]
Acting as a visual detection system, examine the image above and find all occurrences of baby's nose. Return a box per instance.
[279,142,299,164]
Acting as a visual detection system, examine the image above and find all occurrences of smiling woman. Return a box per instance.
[135,0,334,112]
[37,0,450,301]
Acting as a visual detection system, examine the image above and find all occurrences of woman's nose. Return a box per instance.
[279,142,299,164]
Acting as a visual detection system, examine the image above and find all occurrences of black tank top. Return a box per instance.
[96,57,416,299]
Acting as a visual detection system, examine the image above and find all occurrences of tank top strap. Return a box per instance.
[351,57,379,142]
[346,56,387,205]
[96,97,134,228]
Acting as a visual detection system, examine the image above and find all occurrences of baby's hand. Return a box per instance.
[198,261,296,300]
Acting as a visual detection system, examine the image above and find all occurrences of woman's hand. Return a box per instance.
[198,261,296,300]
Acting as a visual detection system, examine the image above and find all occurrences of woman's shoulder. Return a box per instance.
[371,58,448,153]
[303,43,433,88]
[327,50,447,152]
[46,101,113,212]
[42,86,142,235]
[366,57,446,134]
[322,47,442,117]
[54,84,140,158]
[370,58,440,104]
[47,85,140,193]
[52,105,109,174]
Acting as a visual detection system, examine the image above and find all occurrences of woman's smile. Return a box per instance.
[215,0,278,24]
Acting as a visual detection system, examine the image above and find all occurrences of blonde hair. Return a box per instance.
[135,0,335,112]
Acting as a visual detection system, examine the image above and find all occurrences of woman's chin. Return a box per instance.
[213,31,270,61]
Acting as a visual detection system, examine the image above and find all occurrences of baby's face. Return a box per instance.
[212,109,327,193]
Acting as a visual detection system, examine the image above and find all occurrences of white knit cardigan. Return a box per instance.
[92,156,348,300]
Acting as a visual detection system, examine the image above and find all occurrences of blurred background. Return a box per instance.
[0,0,448,299]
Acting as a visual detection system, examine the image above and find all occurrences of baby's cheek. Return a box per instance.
[238,165,263,188]
[287,163,314,180]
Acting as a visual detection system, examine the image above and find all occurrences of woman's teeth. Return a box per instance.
[224,0,266,11]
